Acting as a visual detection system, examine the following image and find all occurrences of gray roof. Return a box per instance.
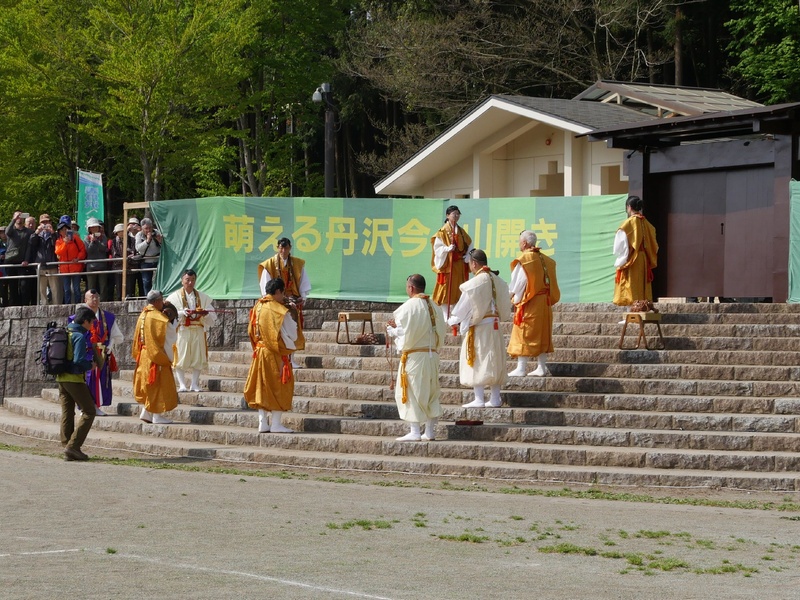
[494,94,659,130]
[573,81,763,117]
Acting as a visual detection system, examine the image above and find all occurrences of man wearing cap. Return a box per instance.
[108,224,125,300]
[258,237,310,368]
[165,269,217,392]
[126,217,143,296]
[4,211,34,305]
[84,217,109,300]
[54,215,86,304]
[134,217,162,295]
[28,214,63,305]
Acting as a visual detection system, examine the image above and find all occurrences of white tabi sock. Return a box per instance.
[175,369,187,391]
[462,387,485,408]
[270,411,294,433]
[487,385,502,407]
[190,369,201,392]
[258,409,270,433]
[509,357,528,377]
[396,422,421,441]
[422,418,438,441]
[529,354,551,377]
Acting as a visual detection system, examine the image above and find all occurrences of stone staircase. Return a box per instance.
[2,302,800,491]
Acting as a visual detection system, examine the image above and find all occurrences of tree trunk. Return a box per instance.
[674,7,684,86]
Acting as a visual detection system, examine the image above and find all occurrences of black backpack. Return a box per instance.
[38,322,73,376]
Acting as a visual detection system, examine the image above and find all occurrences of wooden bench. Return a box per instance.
[619,312,665,350]
[336,312,374,344]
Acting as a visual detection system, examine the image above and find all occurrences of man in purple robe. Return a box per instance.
[70,289,124,415]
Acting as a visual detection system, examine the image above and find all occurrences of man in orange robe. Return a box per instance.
[244,277,298,434]
[613,195,658,306]
[258,237,309,367]
[131,290,178,424]
[507,230,560,377]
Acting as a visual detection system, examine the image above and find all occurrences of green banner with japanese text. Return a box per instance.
[76,169,104,231]
[150,195,625,302]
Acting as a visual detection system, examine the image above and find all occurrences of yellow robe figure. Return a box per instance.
[431,222,472,310]
[131,306,178,414]
[257,255,307,351]
[507,249,561,358]
[613,214,658,306]
[243,295,296,412]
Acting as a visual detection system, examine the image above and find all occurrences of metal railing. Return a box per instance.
[0,257,158,305]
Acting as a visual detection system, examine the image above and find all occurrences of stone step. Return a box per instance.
[302,333,800,355]
[5,397,800,484]
[208,349,800,383]
[211,346,800,369]
[319,318,800,339]
[5,405,798,491]
[37,394,800,448]
[203,362,800,399]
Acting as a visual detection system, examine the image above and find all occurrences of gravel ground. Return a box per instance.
[2,431,799,600]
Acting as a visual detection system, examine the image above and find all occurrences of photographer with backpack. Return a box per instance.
[58,306,98,461]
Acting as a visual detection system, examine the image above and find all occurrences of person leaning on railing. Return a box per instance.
[54,215,86,305]
[134,217,162,295]
[28,213,63,305]
[84,217,110,301]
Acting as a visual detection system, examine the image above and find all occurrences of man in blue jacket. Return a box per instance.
[58,306,98,461]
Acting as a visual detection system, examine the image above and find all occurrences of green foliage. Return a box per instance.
[726,0,800,102]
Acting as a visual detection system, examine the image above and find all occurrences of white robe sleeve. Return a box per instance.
[298,267,311,300]
[259,269,269,296]
[613,229,629,268]
[509,264,527,304]
[446,291,472,335]
[281,311,298,350]
[107,320,124,354]
[432,236,450,271]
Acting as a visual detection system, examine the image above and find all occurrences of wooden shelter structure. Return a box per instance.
[586,102,800,302]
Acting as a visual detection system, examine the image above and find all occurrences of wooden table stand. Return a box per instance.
[619,312,665,350]
[336,312,374,344]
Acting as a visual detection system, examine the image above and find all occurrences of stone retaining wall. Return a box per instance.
[0,298,399,400]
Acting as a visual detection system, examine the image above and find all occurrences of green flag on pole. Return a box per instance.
[77,169,104,231]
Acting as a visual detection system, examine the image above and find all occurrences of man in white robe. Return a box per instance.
[446,249,511,408]
[386,273,446,442]
[165,269,217,392]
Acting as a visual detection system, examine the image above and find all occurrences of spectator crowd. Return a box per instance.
[0,211,162,306]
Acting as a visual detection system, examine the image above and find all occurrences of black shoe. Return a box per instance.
[64,447,89,461]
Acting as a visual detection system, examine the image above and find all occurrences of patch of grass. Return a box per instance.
[635,530,671,539]
[509,515,524,521]
[647,557,689,571]
[497,485,800,513]
[106,548,117,554]
[326,519,392,531]
[438,532,489,543]
[538,543,598,556]
[693,563,759,576]
[317,476,358,484]
[496,536,527,547]
[695,539,715,550]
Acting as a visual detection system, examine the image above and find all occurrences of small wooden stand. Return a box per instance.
[336,312,374,344]
[619,312,665,350]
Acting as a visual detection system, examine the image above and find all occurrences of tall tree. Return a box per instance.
[79,0,253,202]
[726,0,800,103]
